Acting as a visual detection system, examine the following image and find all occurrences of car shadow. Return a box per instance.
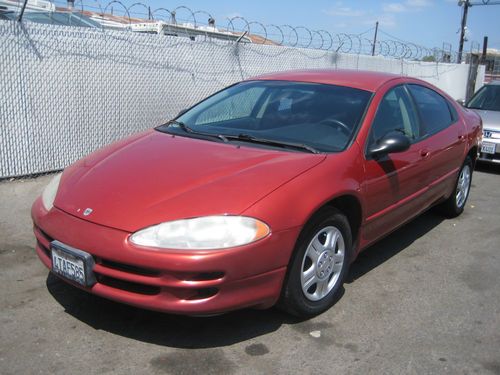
[346,210,445,283]
[46,272,306,348]
[475,161,500,175]
[46,211,444,348]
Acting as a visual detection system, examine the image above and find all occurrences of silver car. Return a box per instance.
[467,81,500,164]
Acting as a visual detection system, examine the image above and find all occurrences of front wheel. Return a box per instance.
[439,156,473,218]
[279,207,352,318]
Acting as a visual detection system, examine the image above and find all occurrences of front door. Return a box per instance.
[361,85,428,244]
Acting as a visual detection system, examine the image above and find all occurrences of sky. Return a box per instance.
[141,0,500,51]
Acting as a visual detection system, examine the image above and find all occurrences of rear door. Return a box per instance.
[406,84,467,199]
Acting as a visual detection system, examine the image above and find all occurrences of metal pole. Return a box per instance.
[236,31,248,43]
[371,21,379,56]
[481,36,488,63]
[17,0,29,22]
[457,1,470,63]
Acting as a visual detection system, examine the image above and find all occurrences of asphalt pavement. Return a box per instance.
[0,163,499,375]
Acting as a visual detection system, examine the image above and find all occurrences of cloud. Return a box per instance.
[406,0,431,7]
[331,22,348,29]
[324,0,431,29]
[362,14,397,28]
[383,0,432,13]
[323,6,365,17]
[226,12,242,19]
[383,3,407,13]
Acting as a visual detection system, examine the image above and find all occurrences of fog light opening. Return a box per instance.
[188,272,225,282]
[186,287,219,300]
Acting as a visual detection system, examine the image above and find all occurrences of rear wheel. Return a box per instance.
[439,156,473,218]
[279,207,352,318]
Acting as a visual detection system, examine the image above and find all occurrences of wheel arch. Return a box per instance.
[468,145,478,168]
[301,193,363,250]
[323,195,363,247]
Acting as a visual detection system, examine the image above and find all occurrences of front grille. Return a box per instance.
[38,228,54,242]
[37,240,51,258]
[483,130,500,139]
[34,225,52,258]
[95,275,161,295]
[97,258,160,277]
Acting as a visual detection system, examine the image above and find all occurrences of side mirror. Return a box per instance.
[368,132,411,159]
[456,99,466,106]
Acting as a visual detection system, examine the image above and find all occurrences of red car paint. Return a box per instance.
[32,70,482,315]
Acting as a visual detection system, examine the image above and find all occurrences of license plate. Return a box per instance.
[481,142,496,154]
[51,241,96,287]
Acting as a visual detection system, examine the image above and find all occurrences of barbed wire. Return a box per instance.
[7,0,469,62]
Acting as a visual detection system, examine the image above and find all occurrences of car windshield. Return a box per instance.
[159,80,372,153]
[467,84,500,112]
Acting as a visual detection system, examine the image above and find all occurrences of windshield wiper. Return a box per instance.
[166,119,195,133]
[221,133,320,154]
[163,124,320,153]
[165,120,228,142]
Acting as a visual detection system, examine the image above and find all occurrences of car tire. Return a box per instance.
[439,156,473,218]
[278,207,352,318]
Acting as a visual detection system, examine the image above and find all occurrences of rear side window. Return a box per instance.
[407,85,454,136]
[448,101,459,122]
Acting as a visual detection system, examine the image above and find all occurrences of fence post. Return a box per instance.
[466,53,480,100]
[17,0,29,22]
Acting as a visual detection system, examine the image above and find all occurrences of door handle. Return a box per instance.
[420,149,430,158]
[458,134,466,140]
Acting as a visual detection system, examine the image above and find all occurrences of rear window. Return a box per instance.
[408,84,454,136]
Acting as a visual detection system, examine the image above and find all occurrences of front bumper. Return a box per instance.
[479,134,500,164]
[32,198,299,315]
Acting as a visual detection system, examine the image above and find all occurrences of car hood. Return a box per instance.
[472,109,500,131]
[55,130,325,232]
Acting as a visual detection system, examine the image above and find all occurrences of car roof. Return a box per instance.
[249,69,404,92]
[486,80,500,86]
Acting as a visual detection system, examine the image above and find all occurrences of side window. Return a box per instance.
[448,101,459,122]
[369,86,420,148]
[194,87,265,125]
[407,85,454,136]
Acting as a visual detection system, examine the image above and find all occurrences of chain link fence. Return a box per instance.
[2,0,466,61]
[0,19,484,178]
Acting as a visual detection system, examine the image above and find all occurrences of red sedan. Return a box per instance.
[32,70,482,317]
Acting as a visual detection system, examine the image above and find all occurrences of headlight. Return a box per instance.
[129,216,270,250]
[41,173,62,211]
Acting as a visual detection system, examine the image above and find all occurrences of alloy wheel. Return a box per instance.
[456,164,471,208]
[300,226,345,301]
